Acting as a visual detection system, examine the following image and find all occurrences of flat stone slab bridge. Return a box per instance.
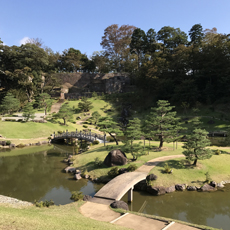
[51,130,105,143]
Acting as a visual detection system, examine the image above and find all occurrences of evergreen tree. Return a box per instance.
[22,102,35,122]
[146,100,184,148]
[182,129,212,166]
[0,92,20,114]
[78,97,93,112]
[91,111,101,125]
[38,93,53,115]
[54,103,73,125]
[123,118,144,160]
[97,116,122,145]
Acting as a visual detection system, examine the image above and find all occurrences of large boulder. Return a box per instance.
[200,184,217,192]
[103,149,127,167]
[110,200,129,210]
[147,186,166,195]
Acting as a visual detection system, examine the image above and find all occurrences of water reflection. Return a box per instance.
[121,188,230,230]
[0,145,103,205]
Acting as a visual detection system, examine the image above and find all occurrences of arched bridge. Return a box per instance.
[92,172,148,203]
[51,130,105,143]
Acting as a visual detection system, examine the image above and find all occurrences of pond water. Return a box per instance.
[0,144,103,205]
[1,144,230,230]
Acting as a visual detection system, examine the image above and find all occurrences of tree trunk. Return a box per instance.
[63,118,66,126]
[193,159,197,166]
[159,136,163,148]
[108,132,119,145]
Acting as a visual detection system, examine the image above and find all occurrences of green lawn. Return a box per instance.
[0,120,82,139]
[72,140,230,187]
[0,202,128,230]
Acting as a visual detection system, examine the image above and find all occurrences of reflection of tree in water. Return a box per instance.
[0,147,90,202]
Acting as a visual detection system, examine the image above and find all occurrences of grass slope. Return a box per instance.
[0,202,128,230]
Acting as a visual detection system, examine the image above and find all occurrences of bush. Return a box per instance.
[215,149,221,155]
[6,140,11,145]
[94,157,103,167]
[70,191,84,201]
[83,125,88,128]
[57,130,63,134]
[163,163,172,173]
[34,200,54,208]
[205,171,212,183]
[17,143,25,148]
[127,164,137,172]
[108,167,119,178]
[92,140,100,145]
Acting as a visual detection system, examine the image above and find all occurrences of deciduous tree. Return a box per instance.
[100,24,136,72]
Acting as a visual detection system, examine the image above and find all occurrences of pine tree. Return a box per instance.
[97,116,122,145]
[38,93,53,115]
[0,93,20,114]
[182,129,212,166]
[123,118,144,160]
[78,97,93,112]
[54,103,73,126]
[22,102,35,122]
[146,100,184,148]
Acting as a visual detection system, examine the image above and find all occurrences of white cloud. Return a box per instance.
[19,36,30,45]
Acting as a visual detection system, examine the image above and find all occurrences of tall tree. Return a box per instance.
[146,100,184,148]
[100,24,136,72]
[130,28,146,69]
[182,129,212,166]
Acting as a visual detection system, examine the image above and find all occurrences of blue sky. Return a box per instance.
[1,0,229,57]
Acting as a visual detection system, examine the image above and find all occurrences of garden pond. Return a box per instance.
[0,144,230,230]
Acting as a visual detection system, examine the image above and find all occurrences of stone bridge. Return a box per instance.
[92,172,148,203]
[51,130,105,143]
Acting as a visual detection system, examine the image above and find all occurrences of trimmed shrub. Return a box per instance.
[70,191,84,201]
[215,149,221,155]
[34,200,54,207]
[108,167,119,178]
[57,131,63,134]
[127,164,137,172]
[83,125,88,128]
[94,157,103,167]
[6,140,11,145]
[92,140,100,145]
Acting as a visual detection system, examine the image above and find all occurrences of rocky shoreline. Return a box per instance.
[0,195,33,208]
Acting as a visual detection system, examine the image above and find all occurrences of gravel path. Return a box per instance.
[0,195,33,208]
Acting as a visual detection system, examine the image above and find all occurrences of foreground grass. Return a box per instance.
[0,202,128,230]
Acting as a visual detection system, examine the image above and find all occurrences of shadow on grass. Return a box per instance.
[154,160,193,171]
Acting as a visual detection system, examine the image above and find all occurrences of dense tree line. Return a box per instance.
[1,23,230,107]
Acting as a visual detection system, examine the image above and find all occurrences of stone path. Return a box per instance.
[80,154,201,230]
